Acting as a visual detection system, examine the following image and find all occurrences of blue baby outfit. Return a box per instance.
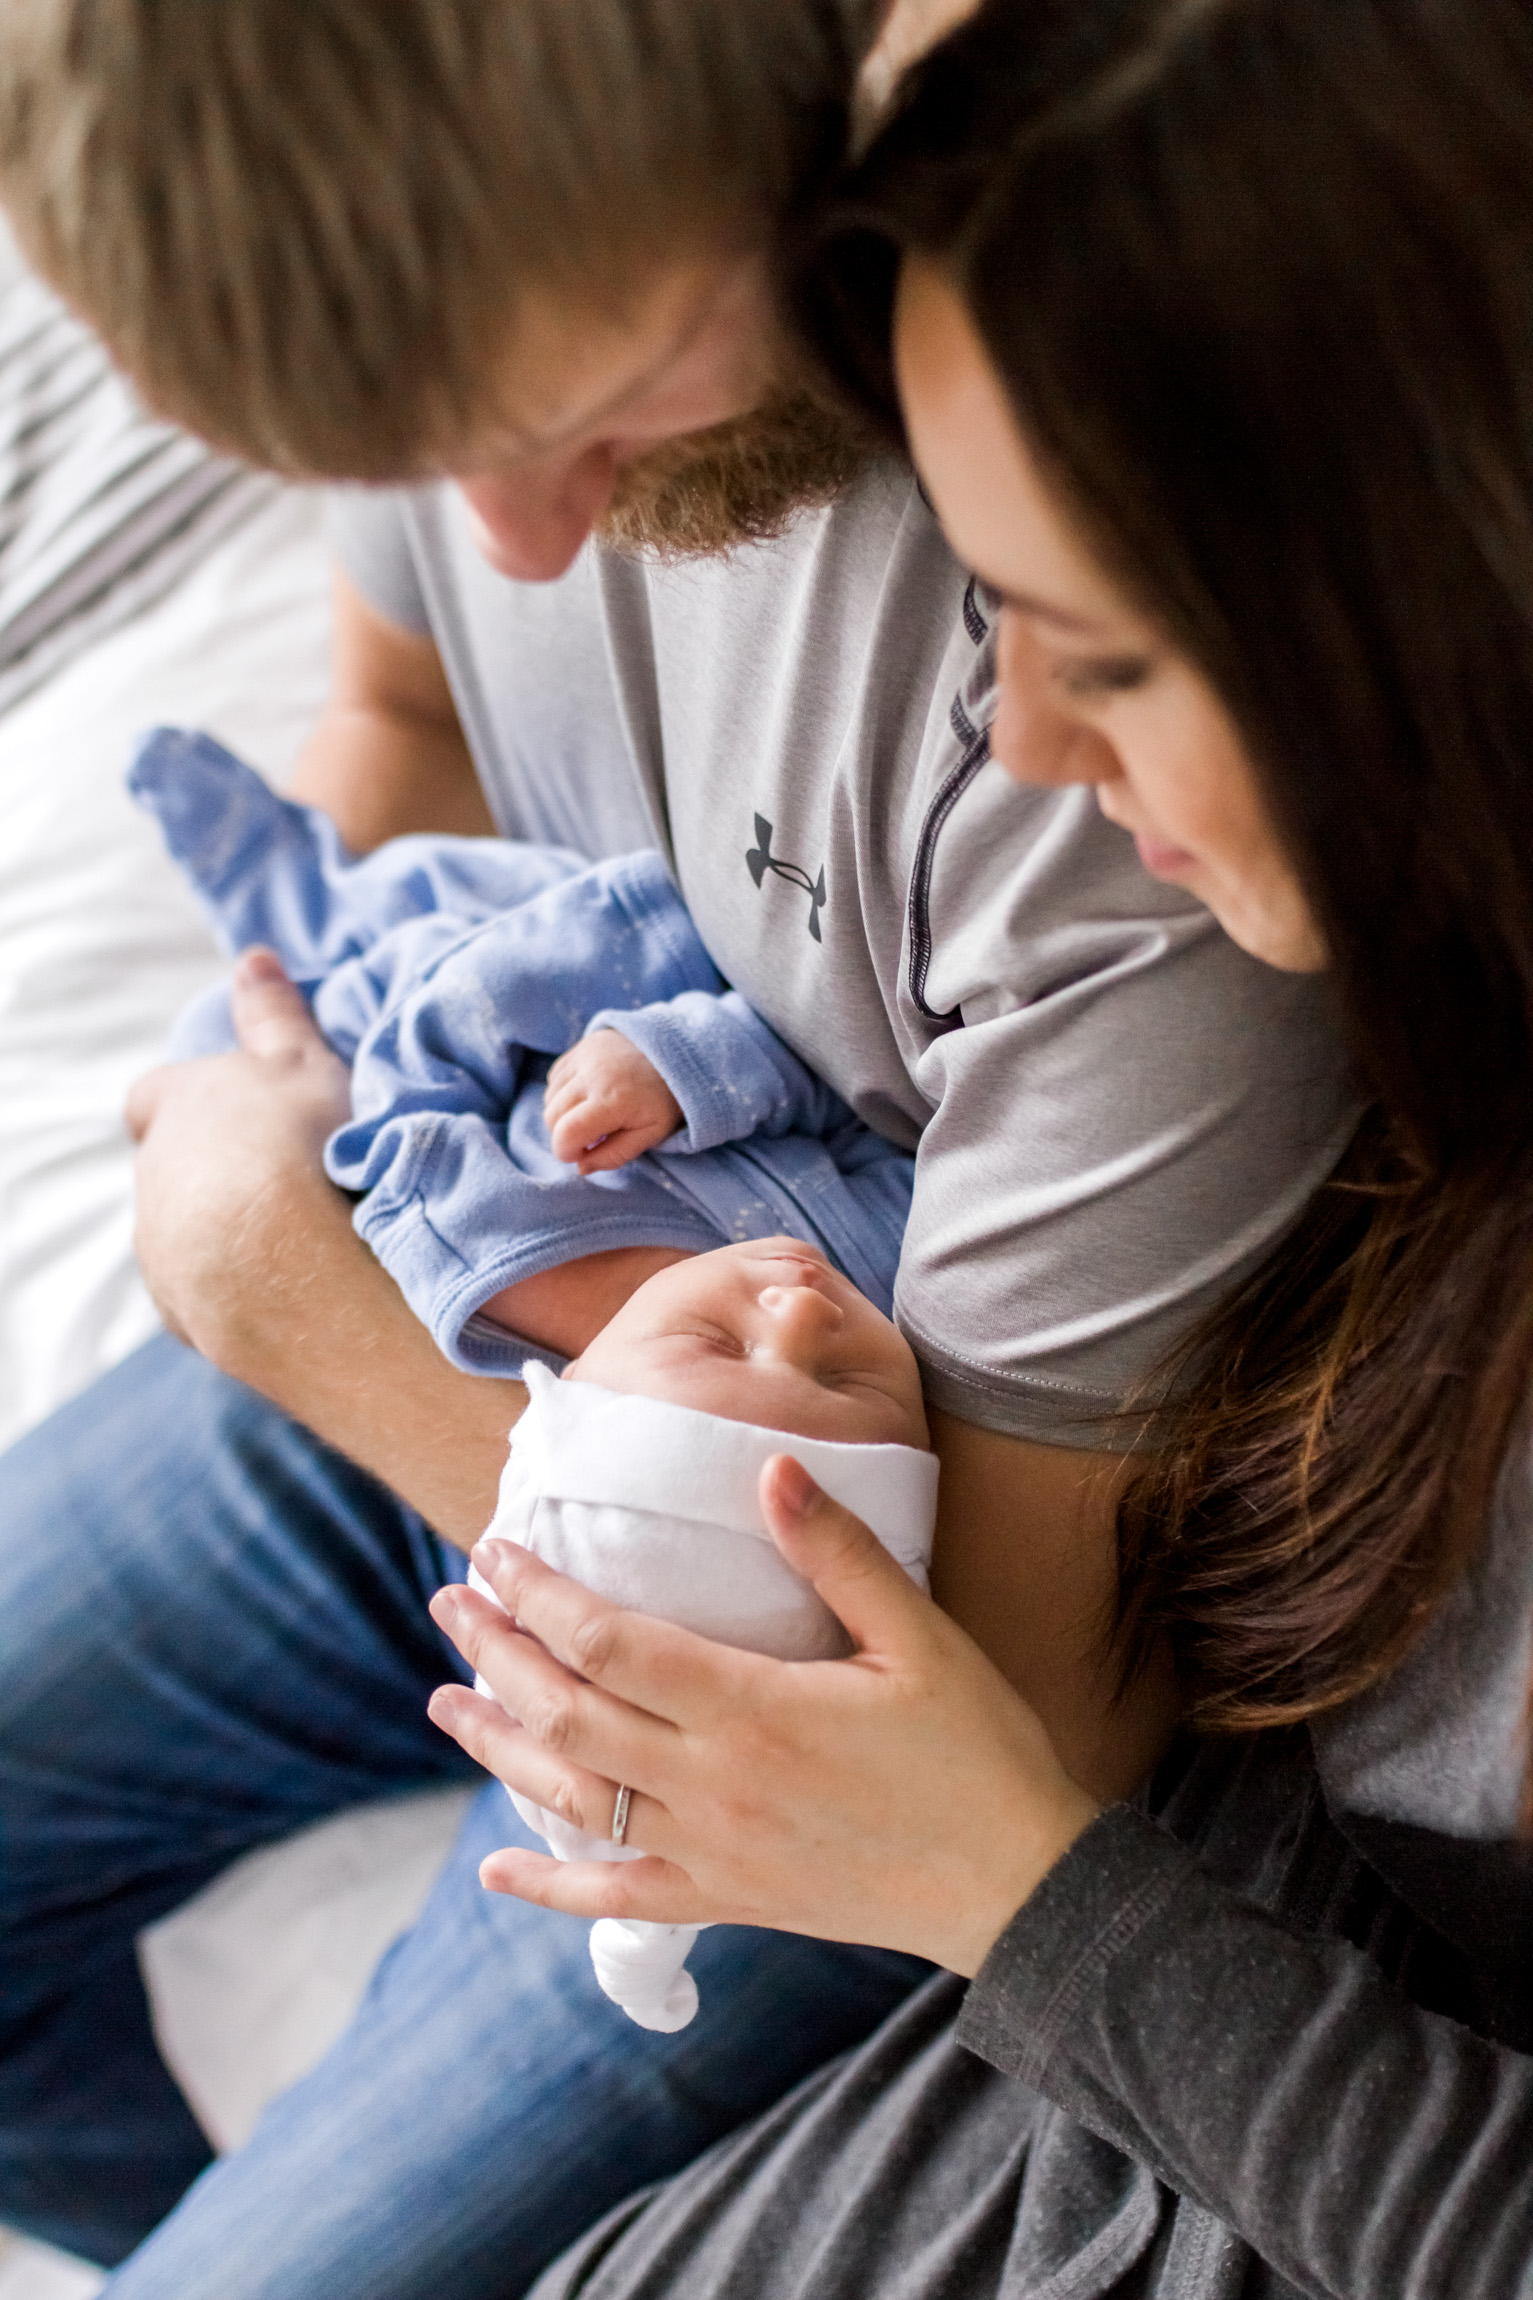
[130,728,914,1369]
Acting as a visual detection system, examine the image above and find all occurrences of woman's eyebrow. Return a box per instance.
[999,588,1116,636]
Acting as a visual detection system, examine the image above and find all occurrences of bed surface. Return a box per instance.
[0,221,472,2294]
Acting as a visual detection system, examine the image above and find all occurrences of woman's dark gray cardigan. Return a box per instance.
[532,1446,1533,2300]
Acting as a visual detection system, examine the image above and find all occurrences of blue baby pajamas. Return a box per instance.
[130,729,914,1369]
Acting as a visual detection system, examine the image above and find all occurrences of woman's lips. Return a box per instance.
[1134,833,1199,878]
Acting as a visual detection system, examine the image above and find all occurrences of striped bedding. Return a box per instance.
[0,264,278,717]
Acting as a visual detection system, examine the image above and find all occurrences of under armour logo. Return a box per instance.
[745,814,827,943]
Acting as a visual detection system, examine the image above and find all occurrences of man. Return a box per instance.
[0,3,1355,2294]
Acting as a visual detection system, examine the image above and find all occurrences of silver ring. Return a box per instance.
[610,1784,632,1846]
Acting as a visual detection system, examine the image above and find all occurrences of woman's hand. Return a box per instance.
[426,1457,1101,1977]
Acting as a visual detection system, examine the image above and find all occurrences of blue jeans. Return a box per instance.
[0,1335,928,2294]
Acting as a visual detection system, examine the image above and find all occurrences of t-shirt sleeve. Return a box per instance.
[325,486,433,635]
[895,641,1362,1445]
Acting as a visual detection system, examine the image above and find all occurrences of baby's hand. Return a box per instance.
[545,1030,683,1173]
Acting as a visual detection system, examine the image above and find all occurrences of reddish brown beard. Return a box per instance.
[596,386,877,559]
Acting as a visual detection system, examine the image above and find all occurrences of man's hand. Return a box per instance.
[127,951,351,1350]
[125,949,523,1542]
[544,1029,683,1172]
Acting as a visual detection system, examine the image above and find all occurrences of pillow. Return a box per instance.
[0,485,334,1447]
[0,254,279,716]
[0,242,335,1446]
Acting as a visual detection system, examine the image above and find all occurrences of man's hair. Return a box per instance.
[0,0,877,477]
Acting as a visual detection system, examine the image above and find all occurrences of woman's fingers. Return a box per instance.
[759,1456,935,1660]
[425,1681,672,1848]
[459,1538,749,1726]
[426,1583,666,1782]
[476,1846,715,1927]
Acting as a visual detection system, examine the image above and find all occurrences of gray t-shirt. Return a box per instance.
[330,459,1358,1442]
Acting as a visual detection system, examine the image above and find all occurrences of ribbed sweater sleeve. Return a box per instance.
[957,1805,1533,2300]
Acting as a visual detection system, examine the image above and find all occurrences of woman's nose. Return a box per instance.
[990,609,1121,792]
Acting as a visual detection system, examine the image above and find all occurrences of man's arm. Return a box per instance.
[130,568,681,1538]
[929,1412,1179,1804]
[285,571,496,851]
[128,955,691,1545]
[142,569,1173,1780]
[130,970,1175,1776]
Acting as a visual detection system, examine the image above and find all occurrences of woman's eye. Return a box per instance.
[1054,654,1153,700]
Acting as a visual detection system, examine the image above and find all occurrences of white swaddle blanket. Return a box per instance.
[469,1360,939,2031]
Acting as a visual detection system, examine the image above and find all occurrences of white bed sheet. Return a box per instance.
[0,485,333,1447]
[0,285,472,2292]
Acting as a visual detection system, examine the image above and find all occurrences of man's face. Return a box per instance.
[450,254,868,581]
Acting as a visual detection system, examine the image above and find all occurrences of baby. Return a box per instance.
[132,729,937,2028]
[470,1239,938,2031]
[131,727,915,1362]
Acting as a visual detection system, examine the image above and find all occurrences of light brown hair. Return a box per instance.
[0,0,875,477]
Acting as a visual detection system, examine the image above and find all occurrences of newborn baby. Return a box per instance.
[131,727,914,1360]
[469,1238,938,2033]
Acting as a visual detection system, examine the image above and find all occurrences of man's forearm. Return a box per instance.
[929,1410,1180,1804]
[129,968,522,1545]
[190,1157,523,1545]
[286,703,494,854]
[284,568,496,854]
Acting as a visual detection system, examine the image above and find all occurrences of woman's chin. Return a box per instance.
[1218,899,1329,975]
[1133,833,1200,880]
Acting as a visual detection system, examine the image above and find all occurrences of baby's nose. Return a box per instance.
[757,1280,841,1361]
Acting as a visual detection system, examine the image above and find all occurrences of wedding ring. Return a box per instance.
[611,1783,632,1846]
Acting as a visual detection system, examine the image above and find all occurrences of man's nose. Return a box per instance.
[457,447,621,584]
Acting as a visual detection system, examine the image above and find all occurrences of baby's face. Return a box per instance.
[565,1240,930,1449]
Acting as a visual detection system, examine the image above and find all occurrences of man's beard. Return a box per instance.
[597,385,877,559]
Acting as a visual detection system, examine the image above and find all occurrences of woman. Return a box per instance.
[429,1,1533,2291]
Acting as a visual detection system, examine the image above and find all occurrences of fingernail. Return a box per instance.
[775,1457,821,1517]
[426,1687,457,1725]
[470,1537,507,1572]
[429,1588,461,1623]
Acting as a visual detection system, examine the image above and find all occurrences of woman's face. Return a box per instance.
[894,258,1326,973]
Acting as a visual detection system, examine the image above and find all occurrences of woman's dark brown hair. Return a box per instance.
[799,0,1533,1731]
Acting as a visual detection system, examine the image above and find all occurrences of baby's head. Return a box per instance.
[563,1239,929,1451]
